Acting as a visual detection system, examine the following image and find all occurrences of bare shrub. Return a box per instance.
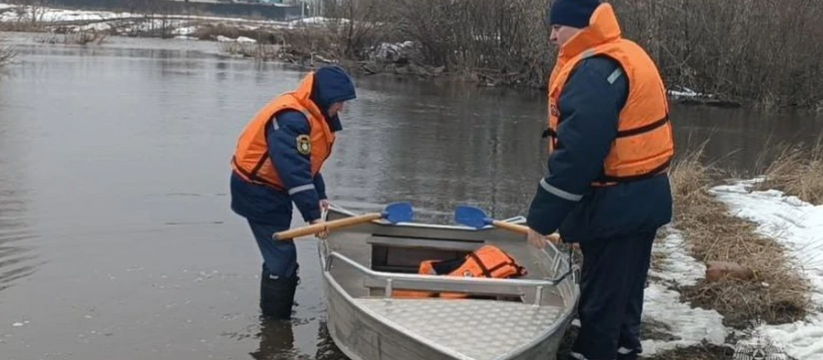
[33,29,107,45]
[609,0,823,108]
[384,0,553,86]
[301,0,823,107]
[318,0,401,60]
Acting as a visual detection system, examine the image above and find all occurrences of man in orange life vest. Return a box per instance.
[525,1,674,359]
[229,66,356,320]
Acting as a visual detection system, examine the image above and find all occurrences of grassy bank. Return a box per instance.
[668,143,811,329]
[756,136,823,205]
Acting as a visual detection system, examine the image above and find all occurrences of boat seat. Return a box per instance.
[367,235,483,274]
[326,251,564,304]
[366,235,483,251]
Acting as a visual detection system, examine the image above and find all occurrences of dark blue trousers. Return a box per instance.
[247,219,298,279]
[570,232,655,360]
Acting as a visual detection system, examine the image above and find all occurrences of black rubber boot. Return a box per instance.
[259,266,299,320]
[249,316,297,360]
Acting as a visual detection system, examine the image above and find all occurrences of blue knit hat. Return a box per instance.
[309,65,356,132]
[546,0,600,28]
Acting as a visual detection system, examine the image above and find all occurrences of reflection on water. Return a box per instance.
[0,192,40,293]
[0,33,821,360]
[0,79,41,294]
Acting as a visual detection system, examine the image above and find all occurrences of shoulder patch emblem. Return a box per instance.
[296,134,311,155]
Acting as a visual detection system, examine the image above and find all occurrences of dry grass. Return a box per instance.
[756,135,823,205]
[668,143,811,329]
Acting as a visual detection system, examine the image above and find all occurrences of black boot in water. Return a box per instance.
[259,267,299,320]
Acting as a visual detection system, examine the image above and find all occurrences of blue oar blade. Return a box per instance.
[381,202,414,224]
[454,205,491,229]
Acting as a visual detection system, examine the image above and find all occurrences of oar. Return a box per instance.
[272,202,413,240]
[454,205,562,243]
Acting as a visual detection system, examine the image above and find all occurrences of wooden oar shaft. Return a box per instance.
[491,220,563,243]
[273,212,383,240]
[491,219,530,234]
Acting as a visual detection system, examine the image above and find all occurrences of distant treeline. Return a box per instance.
[320,0,823,109]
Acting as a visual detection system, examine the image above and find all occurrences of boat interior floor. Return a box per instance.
[353,297,564,360]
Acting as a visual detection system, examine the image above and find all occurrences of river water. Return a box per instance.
[0,33,821,360]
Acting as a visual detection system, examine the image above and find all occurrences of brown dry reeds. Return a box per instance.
[668,142,811,329]
[756,135,823,205]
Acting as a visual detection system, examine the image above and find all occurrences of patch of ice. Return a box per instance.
[288,16,349,26]
[641,227,730,355]
[173,26,196,36]
[667,85,714,99]
[711,179,823,360]
[369,41,415,62]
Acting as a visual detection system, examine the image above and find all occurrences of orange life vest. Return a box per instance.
[391,245,527,299]
[545,3,674,186]
[231,72,335,190]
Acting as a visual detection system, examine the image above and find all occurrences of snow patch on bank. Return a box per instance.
[711,179,823,360]
[641,228,730,356]
[667,85,714,99]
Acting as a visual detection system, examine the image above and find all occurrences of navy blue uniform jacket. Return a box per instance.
[526,56,673,242]
[230,67,356,227]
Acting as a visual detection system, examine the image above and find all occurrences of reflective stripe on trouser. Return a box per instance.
[247,218,298,279]
[571,232,655,360]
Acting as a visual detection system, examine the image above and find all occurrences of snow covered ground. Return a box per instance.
[0,2,362,44]
[0,2,346,29]
[711,179,823,360]
[637,178,823,359]
[642,227,730,356]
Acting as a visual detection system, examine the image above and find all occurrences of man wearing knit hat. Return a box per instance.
[230,66,357,320]
[525,1,675,360]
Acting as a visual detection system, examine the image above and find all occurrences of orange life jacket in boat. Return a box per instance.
[230,71,335,190]
[544,3,674,186]
[391,245,527,299]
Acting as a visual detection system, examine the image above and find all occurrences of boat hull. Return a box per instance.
[317,205,579,360]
